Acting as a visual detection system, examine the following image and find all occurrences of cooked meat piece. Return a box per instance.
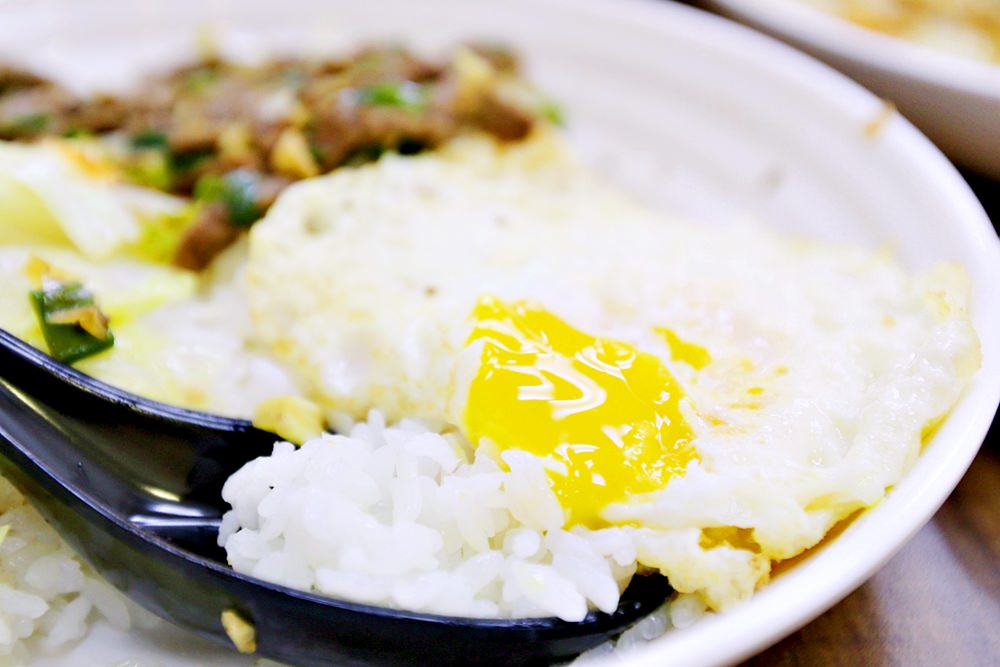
[305,90,457,169]
[173,202,242,271]
[2,44,542,269]
[69,94,130,133]
[174,171,291,271]
[465,91,533,142]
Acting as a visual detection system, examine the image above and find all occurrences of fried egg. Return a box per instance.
[246,131,979,608]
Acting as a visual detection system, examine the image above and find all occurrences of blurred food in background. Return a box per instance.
[798,0,1000,63]
[703,0,1000,179]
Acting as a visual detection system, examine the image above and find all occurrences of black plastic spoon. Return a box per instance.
[0,328,671,667]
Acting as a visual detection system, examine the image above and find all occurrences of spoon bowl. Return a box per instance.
[0,329,672,666]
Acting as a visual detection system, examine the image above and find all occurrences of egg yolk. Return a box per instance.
[462,296,698,528]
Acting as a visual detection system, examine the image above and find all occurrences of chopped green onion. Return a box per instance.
[169,147,214,175]
[537,99,565,126]
[130,130,169,150]
[307,137,327,167]
[184,68,219,93]
[126,150,173,190]
[62,127,91,139]
[357,81,427,112]
[3,112,50,134]
[219,171,262,226]
[30,281,114,364]
[194,170,261,227]
[193,173,225,201]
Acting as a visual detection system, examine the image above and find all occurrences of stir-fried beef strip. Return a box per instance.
[0,45,547,270]
[172,201,244,272]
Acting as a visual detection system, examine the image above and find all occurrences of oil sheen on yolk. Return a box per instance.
[462,296,699,528]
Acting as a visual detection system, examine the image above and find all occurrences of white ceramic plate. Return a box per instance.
[2,0,999,665]
[702,0,1000,179]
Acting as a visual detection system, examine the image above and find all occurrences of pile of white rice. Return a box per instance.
[220,412,646,621]
[220,412,713,633]
[0,477,142,665]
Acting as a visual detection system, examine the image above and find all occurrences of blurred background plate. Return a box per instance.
[1,0,998,665]
[702,0,1000,180]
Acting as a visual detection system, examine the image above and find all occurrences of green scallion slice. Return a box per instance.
[29,281,114,364]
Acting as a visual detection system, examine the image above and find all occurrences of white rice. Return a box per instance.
[0,477,145,666]
[574,597,706,663]
[219,412,640,621]
[218,411,717,660]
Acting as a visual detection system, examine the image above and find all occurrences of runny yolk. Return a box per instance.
[461,296,699,528]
